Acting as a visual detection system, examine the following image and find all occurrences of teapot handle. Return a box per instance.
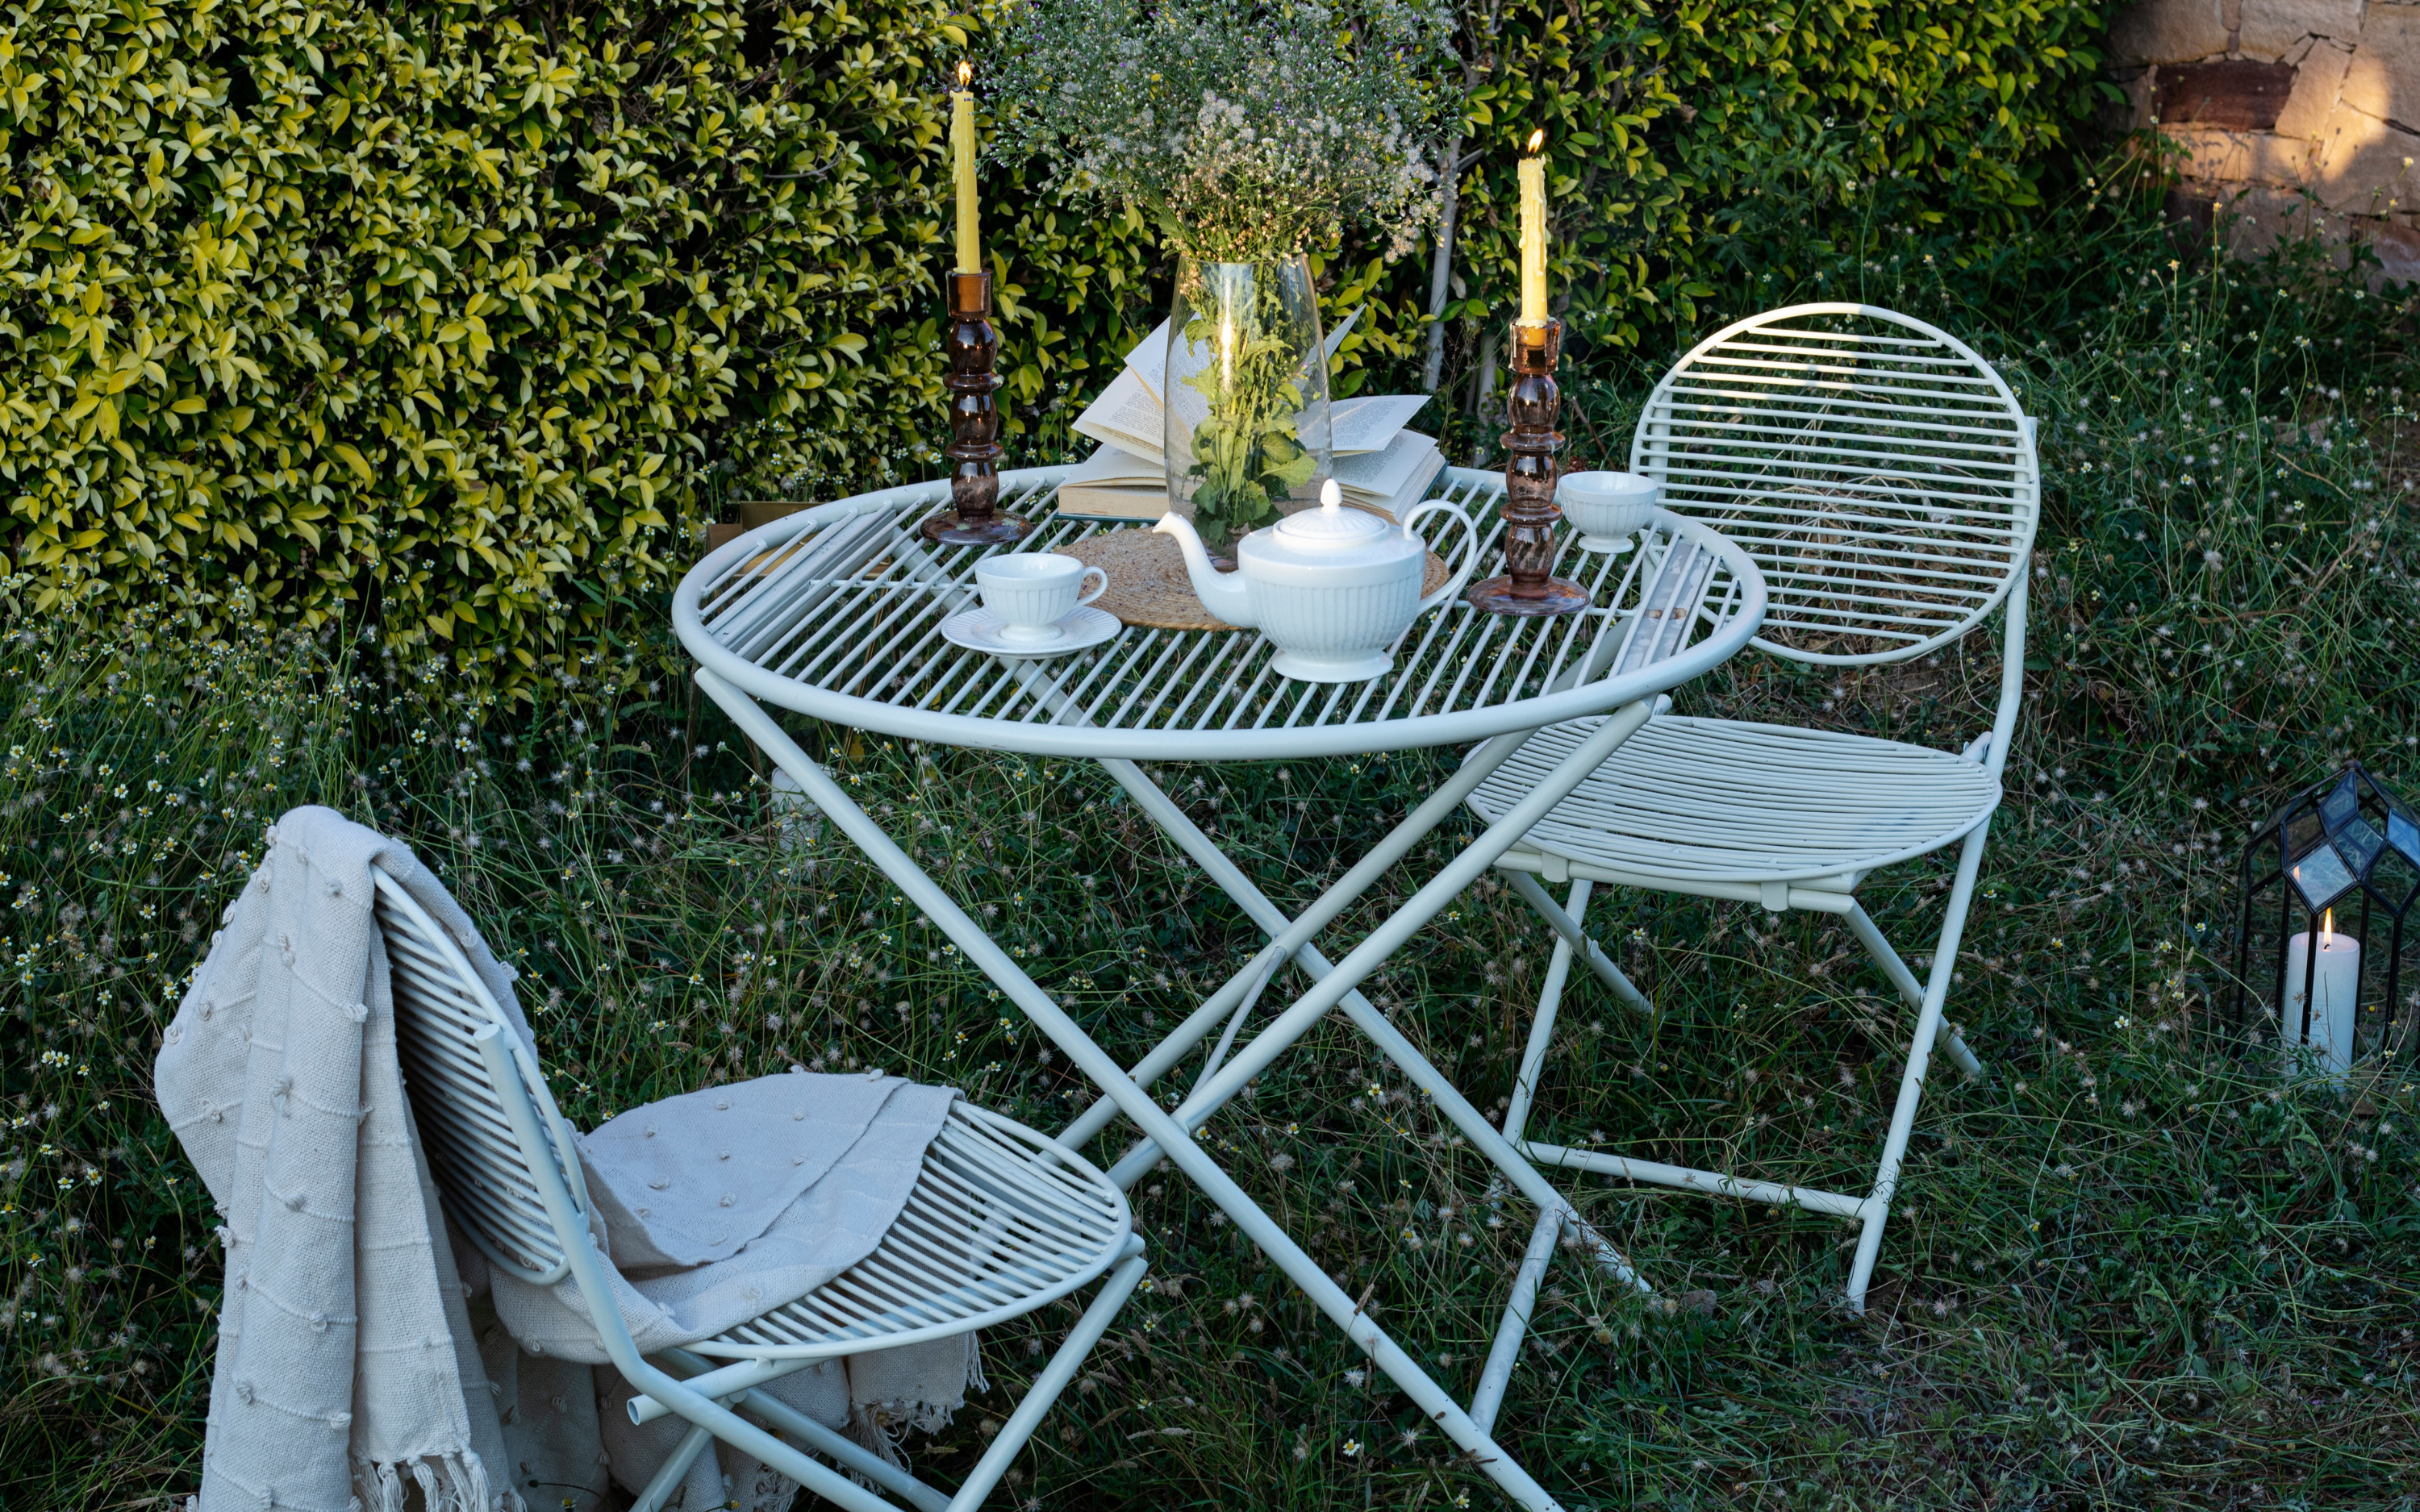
[1406,498,1485,616]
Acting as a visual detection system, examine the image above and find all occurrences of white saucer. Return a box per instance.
[941,604,1122,659]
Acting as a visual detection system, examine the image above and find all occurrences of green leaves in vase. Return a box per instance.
[1178,315,1319,538]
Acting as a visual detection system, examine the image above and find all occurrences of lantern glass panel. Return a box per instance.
[2289,842,2356,910]
[2320,773,2360,831]
[2287,810,2326,858]
[2391,811,2420,869]
[2336,814,2385,874]
[2252,829,2284,879]
[2377,845,2420,906]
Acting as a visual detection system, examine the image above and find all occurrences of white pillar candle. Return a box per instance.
[2282,910,2360,1076]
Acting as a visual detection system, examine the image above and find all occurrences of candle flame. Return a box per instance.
[2322,907,2334,947]
[958,60,972,88]
[1525,128,1545,155]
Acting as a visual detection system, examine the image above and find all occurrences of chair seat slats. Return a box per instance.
[373,868,1131,1364]
[1470,716,2002,884]
[689,1106,1129,1359]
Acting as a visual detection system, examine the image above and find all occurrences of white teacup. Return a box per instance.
[975,553,1109,644]
[1558,471,1660,552]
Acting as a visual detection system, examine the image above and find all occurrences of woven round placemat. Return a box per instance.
[1062,527,1454,631]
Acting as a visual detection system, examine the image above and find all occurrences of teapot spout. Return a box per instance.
[1153,512,1257,626]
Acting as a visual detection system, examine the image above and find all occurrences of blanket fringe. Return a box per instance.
[353,1451,518,1512]
[895,1397,961,1435]
[845,1401,908,1489]
[838,1396,964,1495]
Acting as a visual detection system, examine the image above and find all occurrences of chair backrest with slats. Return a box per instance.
[1631,303,2037,666]
[373,867,582,1285]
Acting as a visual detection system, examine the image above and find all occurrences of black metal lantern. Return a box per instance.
[2235,764,2420,1068]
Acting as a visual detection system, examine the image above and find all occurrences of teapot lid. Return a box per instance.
[1272,479,1389,549]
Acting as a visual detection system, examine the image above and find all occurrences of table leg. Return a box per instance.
[1052,731,1538,1153]
[1099,702,1656,1246]
[696,669,1573,1512]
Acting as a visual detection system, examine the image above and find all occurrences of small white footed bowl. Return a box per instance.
[1558,471,1659,552]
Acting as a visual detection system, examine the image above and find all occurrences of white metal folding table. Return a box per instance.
[674,466,1766,1511]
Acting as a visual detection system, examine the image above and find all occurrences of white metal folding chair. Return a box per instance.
[1462,304,2037,1317]
[371,865,1144,1512]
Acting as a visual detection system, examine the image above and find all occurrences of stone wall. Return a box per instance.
[2107,0,2418,281]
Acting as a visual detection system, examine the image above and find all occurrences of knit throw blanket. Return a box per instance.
[156,810,519,1512]
[156,809,980,1512]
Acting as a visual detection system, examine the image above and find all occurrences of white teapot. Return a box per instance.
[1155,479,1482,683]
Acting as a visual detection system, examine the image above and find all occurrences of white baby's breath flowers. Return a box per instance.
[991,0,1451,262]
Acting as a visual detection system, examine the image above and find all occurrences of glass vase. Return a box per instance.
[1162,253,1332,558]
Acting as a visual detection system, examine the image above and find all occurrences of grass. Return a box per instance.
[4,223,2420,1511]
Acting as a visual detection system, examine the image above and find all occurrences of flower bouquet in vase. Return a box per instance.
[991,0,1450,558]
[1165,255,1328,555]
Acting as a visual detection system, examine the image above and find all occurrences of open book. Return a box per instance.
[1062,310,1444,521]
[1059,429,1446,523]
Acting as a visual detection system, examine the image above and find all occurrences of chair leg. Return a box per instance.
[654,1241,1147,1512]
[658,1349,951,1512]
[1469,1203,1563,1434]
[1845,900,1983,1080]
[945,1236,1150,1512]
[628,1422,715,1512]
[1504,879,1591,1146]
[1504,869,1653,1016]
[1846,819,1992,1312]
[1558,1202,1645,1291]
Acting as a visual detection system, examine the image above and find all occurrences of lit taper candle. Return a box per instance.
[953,61,979,274]
[1518,128,1546,323]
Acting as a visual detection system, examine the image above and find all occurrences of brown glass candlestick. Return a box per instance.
[1466,316,1588,616]
[921,269,1029,546]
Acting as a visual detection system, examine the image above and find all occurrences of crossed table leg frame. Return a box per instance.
[702,668,1673,1512]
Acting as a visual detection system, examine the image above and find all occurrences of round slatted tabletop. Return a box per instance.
[673,467,1767,763]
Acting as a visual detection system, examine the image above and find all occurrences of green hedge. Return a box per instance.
[0,0,1012,695]
[1,0,2109,700]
